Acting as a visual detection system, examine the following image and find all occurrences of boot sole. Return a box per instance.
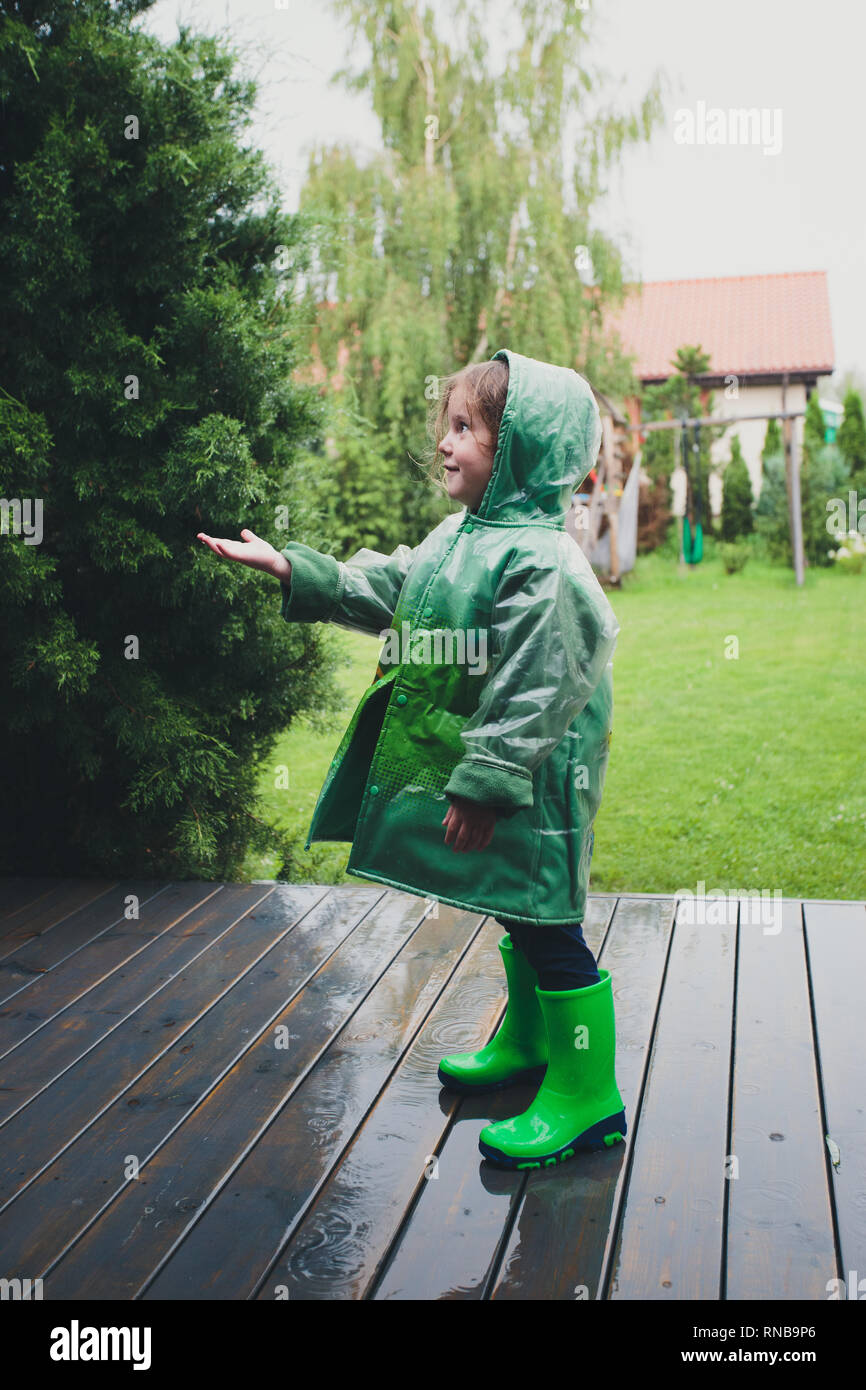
[437,1061,547,1094]
[478,1110,628,1170]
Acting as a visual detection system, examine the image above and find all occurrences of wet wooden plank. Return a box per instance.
[366,897,615,1300]
[0,883,286,1176]
[370,897,664,1300]
[803,900,866,1288]
[726,898,836,1299]
[369,1074,535,1301]
[1,878,862,1304]
[488,896,676,1301]
[606,894,736,1300]
[39,888,427,1297]
[0,879,62,926]
[251,909,533,1300]
[0,880,125,957]
[0,882,172,998]
[0,884,354,1276]
[131,897,484,1301]
[0,883,217,1047]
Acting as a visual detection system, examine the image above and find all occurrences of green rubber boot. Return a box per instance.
[437,935,548,1093]
[478,969,627,1169]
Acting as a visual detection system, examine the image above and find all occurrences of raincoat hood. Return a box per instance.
[474,348,603,524]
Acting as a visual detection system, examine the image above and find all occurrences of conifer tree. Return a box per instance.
[803,392,828,468]
[720,435,754,541]
[0,0,334,877]
[639,346,725,542]
[761,416,782,470]
[837,388,866,492]
[800,394,849,566]
[754,453,791,563]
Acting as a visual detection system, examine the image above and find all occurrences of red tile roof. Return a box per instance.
[603,270,834,381]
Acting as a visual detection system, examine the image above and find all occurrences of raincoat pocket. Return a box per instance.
[305,669,397,846]
[367,661,469,803]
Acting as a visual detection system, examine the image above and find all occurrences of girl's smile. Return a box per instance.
[438,383,496,512]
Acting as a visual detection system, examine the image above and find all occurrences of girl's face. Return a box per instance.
[438,382,496,512]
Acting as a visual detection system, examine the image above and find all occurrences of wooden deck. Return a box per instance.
[0,876,863,1302]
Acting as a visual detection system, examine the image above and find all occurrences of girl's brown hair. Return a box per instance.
[421,359,510,497]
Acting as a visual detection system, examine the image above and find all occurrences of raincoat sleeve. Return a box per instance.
[278,540,417,637]
[443,560,619,817]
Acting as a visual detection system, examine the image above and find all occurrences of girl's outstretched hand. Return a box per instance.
[442,797,497,853]
[197,528,291,581]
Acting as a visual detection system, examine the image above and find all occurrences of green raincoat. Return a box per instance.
[279,348,620,925]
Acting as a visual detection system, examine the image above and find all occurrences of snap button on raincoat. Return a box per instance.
[279,348,620,926]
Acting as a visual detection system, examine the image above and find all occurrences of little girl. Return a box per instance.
[198,347,627,1170]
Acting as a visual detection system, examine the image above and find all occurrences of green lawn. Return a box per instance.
[244,541,866,901]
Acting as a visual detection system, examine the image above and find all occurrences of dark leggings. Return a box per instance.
[494,917,601,991]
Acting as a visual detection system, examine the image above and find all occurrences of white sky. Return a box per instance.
[141,0,866,390]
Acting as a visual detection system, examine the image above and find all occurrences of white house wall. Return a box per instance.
[713,381,806,506]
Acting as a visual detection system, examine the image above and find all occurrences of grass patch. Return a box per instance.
[595,543,865,900]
